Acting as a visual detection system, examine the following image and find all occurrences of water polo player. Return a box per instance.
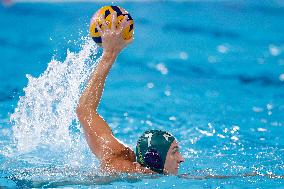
[76,7,184,175]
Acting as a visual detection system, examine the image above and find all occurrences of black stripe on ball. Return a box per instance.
[129,24,133,32]
[127,13,133,21]
[122,13,133,21]
[111,6,122,16]
[92,37,102,43]
[105,9,111,18]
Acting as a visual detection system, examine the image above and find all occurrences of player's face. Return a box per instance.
[163,140,184,175]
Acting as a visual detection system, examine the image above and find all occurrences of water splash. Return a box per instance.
[10,37,98,159]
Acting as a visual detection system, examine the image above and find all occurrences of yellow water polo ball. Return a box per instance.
[90,5,134,46]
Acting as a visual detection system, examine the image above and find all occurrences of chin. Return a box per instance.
[164,169,178,175]
[173,169,178,175]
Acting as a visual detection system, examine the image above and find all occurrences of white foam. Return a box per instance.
[10,37,98,160]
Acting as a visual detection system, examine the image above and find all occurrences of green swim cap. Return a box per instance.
[136,130,176,174]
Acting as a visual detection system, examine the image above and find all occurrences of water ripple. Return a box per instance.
[3,5,58,17]
[165,61,283,87]
[163,24,241,39]
[0,88,18,102]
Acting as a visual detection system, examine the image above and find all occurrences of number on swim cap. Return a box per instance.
[163,133,172,141]
[145,133,153,147]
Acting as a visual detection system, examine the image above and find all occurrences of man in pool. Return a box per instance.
[76,12,184,175]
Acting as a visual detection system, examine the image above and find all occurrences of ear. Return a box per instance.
[144,148,163,170]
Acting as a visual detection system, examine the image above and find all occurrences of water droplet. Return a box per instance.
[269,44,281,56]
[217,44,228,54]
[145,120,153,126]
[147,82,154,89]
[156,63,168,75]
[179,51,188,60]
[252,106,263,112]
[217,134,225,138]
[164,90,171,96]
[279,74,284,81]
[266,103,273,110]
[257,128,267,132]
[231,136,239,141]
[169,116,176,121]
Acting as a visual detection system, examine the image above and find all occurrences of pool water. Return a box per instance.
[0,1,284,188]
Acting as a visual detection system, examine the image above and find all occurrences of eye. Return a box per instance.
[172,148,179,154]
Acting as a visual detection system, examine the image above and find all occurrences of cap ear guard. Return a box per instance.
[144,148,163,174]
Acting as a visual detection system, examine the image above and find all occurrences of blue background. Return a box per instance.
[0,1,284,188]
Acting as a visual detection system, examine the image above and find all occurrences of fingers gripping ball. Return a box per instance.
[90,5,134,46]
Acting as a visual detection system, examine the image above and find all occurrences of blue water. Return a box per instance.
[0,1,284,188]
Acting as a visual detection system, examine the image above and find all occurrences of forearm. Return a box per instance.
[77,12,132,113]
[78,52,117,112]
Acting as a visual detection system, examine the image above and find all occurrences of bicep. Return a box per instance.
[77,108,126,161]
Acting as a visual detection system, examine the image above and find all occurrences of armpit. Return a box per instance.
[114,147,136,162]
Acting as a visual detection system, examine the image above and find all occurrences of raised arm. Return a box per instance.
[76,12,133,162]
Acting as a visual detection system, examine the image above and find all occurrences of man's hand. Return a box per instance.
[95,12,133,56]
